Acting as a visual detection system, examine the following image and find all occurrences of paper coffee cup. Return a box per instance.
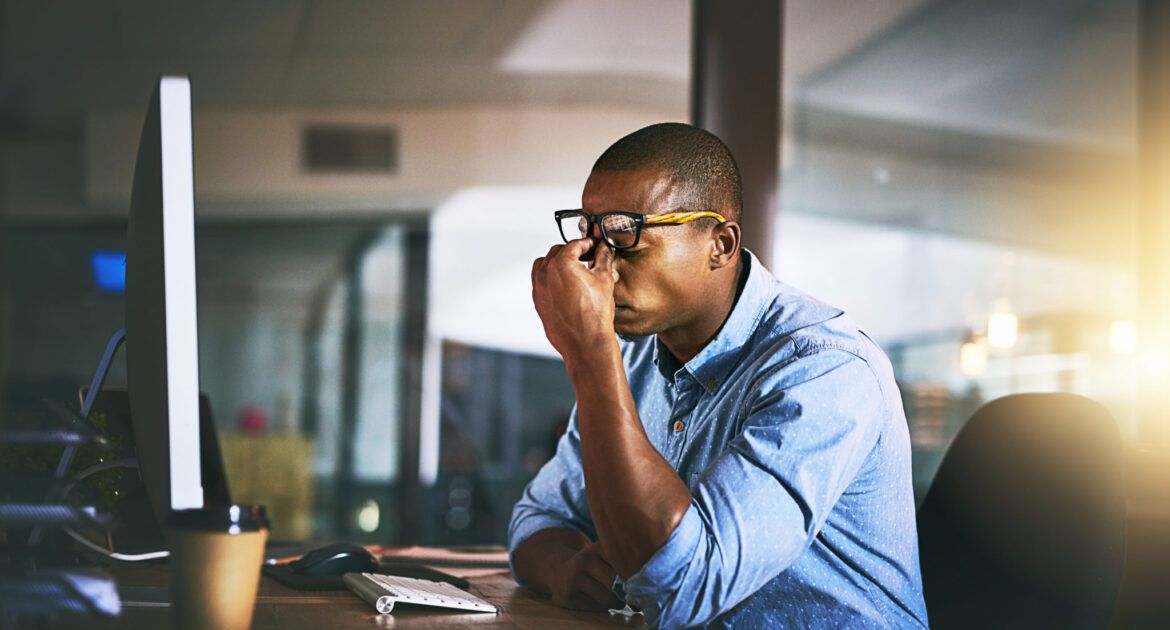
[165,505,269,630]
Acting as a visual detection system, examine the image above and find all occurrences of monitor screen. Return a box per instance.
[90,250,126,294]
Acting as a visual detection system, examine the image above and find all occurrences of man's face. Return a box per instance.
[581,167,716,338]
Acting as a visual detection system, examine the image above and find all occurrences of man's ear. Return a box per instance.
[709,221,741,270]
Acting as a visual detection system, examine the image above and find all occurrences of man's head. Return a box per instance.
[582,123,743,344]
[591,122,743,224]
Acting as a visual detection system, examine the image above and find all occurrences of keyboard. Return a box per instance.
[342,572,498,615]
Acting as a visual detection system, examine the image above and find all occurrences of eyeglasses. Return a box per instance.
[554,209,727,250]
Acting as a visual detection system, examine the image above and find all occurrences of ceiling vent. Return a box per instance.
[304,125,398,173]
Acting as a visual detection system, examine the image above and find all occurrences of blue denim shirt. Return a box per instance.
[509,251,929,629]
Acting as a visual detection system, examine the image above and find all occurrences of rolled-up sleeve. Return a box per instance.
[623,350,886,628]
[507,407,595,580]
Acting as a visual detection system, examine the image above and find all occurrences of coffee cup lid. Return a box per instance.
[165,504,270,533]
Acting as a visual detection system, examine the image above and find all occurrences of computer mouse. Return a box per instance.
[289,543,379,576]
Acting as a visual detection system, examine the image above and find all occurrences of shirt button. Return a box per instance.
[707,379,717,389]
[673,420,685,433]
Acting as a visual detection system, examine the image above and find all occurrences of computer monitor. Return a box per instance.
[124,75,205,523]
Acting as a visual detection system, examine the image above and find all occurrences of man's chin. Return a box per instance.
[614,307,653,339]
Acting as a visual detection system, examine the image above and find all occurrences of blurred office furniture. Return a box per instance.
[1111,446,1170,626]
[219,433,314,540]
[917,394,1126,629]
[404,342,573,547]
[0,569,121,623]
[0,400,121,623]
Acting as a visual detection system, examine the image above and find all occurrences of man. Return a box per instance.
[510,123,928,628]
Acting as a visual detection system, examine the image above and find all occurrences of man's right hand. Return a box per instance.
[513,528,623,612]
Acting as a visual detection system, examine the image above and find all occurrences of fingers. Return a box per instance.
[532,239,587,276]
[561,236,596,260]
[580,562,617,599]
[552,566,618,611]
[568,572,621,610]
[590,241,619,282]
[580,542,616,575]
[532,242,565,284]
[535,244,564,271]
[583,579,622,609]
[578,545,621,607]
[554,544,621,611]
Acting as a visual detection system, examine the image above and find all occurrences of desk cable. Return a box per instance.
[61,458,170,562]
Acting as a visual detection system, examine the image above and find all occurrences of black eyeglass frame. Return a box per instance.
[553,209,726,250]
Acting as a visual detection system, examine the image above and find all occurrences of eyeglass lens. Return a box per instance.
[558,213,639,248]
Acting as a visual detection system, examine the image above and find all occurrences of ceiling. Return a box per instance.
[0,0,1143,266]
[1,0,676,134]
[0,0,927,136]
[785,0,1139,264]
[0,0,1138,151]
[799,0,1137,151]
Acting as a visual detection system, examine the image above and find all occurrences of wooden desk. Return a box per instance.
[53,561,648,629]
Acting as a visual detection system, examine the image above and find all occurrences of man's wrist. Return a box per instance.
[563,332,621,382]
[563,322,616,353]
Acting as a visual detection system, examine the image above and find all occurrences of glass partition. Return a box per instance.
[781,0,1140,498]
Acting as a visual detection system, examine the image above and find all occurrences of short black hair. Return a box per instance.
[591,122,743,224]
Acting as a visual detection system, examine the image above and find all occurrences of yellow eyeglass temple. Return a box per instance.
[644,211,727,225]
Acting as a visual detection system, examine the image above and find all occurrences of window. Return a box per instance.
[781,0,1141,498]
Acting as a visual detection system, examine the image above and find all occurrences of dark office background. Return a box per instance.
[1,1,1166,589]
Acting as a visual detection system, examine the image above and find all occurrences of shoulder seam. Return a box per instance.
[792,337,868,362]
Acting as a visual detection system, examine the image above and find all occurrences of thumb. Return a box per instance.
[563,236,596,261]
[593,242,619,283]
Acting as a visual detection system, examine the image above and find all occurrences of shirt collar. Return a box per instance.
[679,250,771,392]
[657,249,843,393]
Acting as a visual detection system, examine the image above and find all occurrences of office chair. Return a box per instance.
[916,393,1126,629]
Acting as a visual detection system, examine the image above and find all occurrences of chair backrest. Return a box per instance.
[916,393,1126,629]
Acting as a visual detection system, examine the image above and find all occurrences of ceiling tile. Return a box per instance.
[282,57,444,106]
[3,0,119,65]
[296,0,509,58]
[114,0,305,56]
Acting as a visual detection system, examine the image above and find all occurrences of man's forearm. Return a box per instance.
[566,338,692,578]
[513,527,591,594]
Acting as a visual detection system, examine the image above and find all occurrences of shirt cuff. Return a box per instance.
[623,503,703,611]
